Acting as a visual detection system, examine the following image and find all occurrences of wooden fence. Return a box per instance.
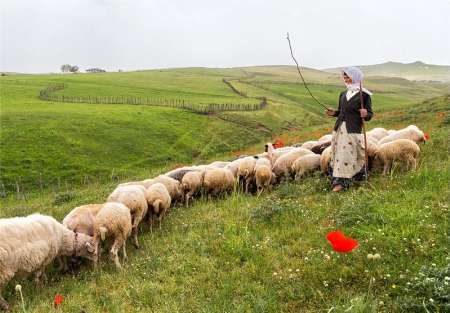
[39,83,267,114]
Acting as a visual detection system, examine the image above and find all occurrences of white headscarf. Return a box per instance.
[342,66,372,101]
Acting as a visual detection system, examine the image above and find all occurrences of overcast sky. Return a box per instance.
[1,0,449,73]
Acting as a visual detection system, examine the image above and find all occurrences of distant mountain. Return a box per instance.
[323,61,450,82]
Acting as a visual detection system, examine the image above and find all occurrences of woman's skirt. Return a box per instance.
[330,121,366,188]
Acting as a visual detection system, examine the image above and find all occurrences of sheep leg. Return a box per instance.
[34,268,47,286]
[110,237,123,269]
[0,292,8,312]
[93,241,101,269]
[382,160,391,176]
[257,188,263,198]
[122,242,128,263]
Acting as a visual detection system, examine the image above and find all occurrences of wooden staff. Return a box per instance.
[359,81,368,179]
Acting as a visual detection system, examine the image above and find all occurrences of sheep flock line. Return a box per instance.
[0,124,427,311]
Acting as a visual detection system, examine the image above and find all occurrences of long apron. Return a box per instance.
[331,121,366,179]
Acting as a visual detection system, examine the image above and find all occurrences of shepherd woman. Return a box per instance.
[326,67,373,192]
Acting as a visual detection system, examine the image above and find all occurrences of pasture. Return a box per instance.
[0,66,449,312]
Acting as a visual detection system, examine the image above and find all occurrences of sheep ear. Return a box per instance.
[85,242,95,253]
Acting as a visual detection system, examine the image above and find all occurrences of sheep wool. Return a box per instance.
[0,214,95,310]
[378,125,425,145]
[107,185,148,249]
[272,148,313,180]
[145,183,172,229]
[92,202,132,269]
[63,203,104,236]
[375,139,420,175]
[203,168,235,197]
[181,170,205,206]
[292,154,321,180]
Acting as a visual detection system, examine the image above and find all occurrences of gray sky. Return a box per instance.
[1,0,449,73]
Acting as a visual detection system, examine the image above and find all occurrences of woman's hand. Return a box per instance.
[326,109,335,117]
[359,108,368,118]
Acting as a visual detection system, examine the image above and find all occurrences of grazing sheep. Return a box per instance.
[367,127,389,141]
[107,185,148,249]
[310,140,332,154]
[92,202,132,269]
[255,165,273,196]
[301,140,320,150]
[203,168,235,197]
[143,175,183,204]
[0,214,95,311]
[145,183,171,229]
[165,166,197,182]
[320,146,332,174]
[63,203,103,236]
[225,158,246,178]
[272,148,313,181]
[181,170,205,206]
[379,125,426,145]
[374,139,420,175]
[292,154,321,180]
[237,156,258,192]
[318,134,333,142]
[207,161,231,169]
[268,146,297,162]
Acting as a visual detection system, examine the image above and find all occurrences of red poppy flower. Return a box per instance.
[423,133,430,141]
[326,231,359,253]
[54,294,64,307]
[273,139,284,149]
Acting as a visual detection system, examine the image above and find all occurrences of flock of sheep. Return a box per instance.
[0,124,427,311]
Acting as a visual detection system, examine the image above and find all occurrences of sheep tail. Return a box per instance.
[153,200,162,214]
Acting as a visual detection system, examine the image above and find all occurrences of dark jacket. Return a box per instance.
[333,90,373,133]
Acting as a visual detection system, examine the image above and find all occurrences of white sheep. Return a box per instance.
[374,139,420,175]
[265,143,296,162]
[255,165,273,196]
[143,175,183,204]
[207,161,231,169]
[292,154,322,180]
[181,170,205,206]
[92,202,132,269]
[237,156,258,192]
[203,168,235,197]
[63,203,103,236]
[320,146,332,174]
[145,183,171,230]
[366,127,389,141]
[318,134,333,142]
[225,157,247,178]
[301,140,320,150]
[272,148,313,181]
[0,214,95,311]
[107,185,148,249]
[378,125,426,145]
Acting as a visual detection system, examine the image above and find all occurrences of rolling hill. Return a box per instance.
[324,61,450,82]
[0,64,449,312]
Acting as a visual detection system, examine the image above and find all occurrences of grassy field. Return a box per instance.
[0,66,449,312]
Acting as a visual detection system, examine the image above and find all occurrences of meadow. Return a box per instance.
[0,65,449,312]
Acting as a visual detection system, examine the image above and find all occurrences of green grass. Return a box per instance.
[0,66,449,311]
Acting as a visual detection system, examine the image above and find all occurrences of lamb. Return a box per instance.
[107,185,148,249]
[92,202,132,269]
[378,125,426,145]
[203,168,235,197]
[0,214,95,311]
[292,154,322,180]
[145,183,171,229]
[272,148,313,181]
[374,139,420,175]
[142,175,183,204]
[181,170,205,206]
[318,134,333,142]
[255,165,273,196]
[301,140,320,151]
[62,203,104,236]
[320,146,332,174]
[237,156,258,192]
[367,127,389,141]
[207,161,231,169]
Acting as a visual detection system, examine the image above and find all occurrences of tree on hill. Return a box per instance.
[86,68,106,73]
[60,64,71,72]
[69,65,79,73]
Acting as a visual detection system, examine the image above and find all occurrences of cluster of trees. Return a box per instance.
[60,64,79,73]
